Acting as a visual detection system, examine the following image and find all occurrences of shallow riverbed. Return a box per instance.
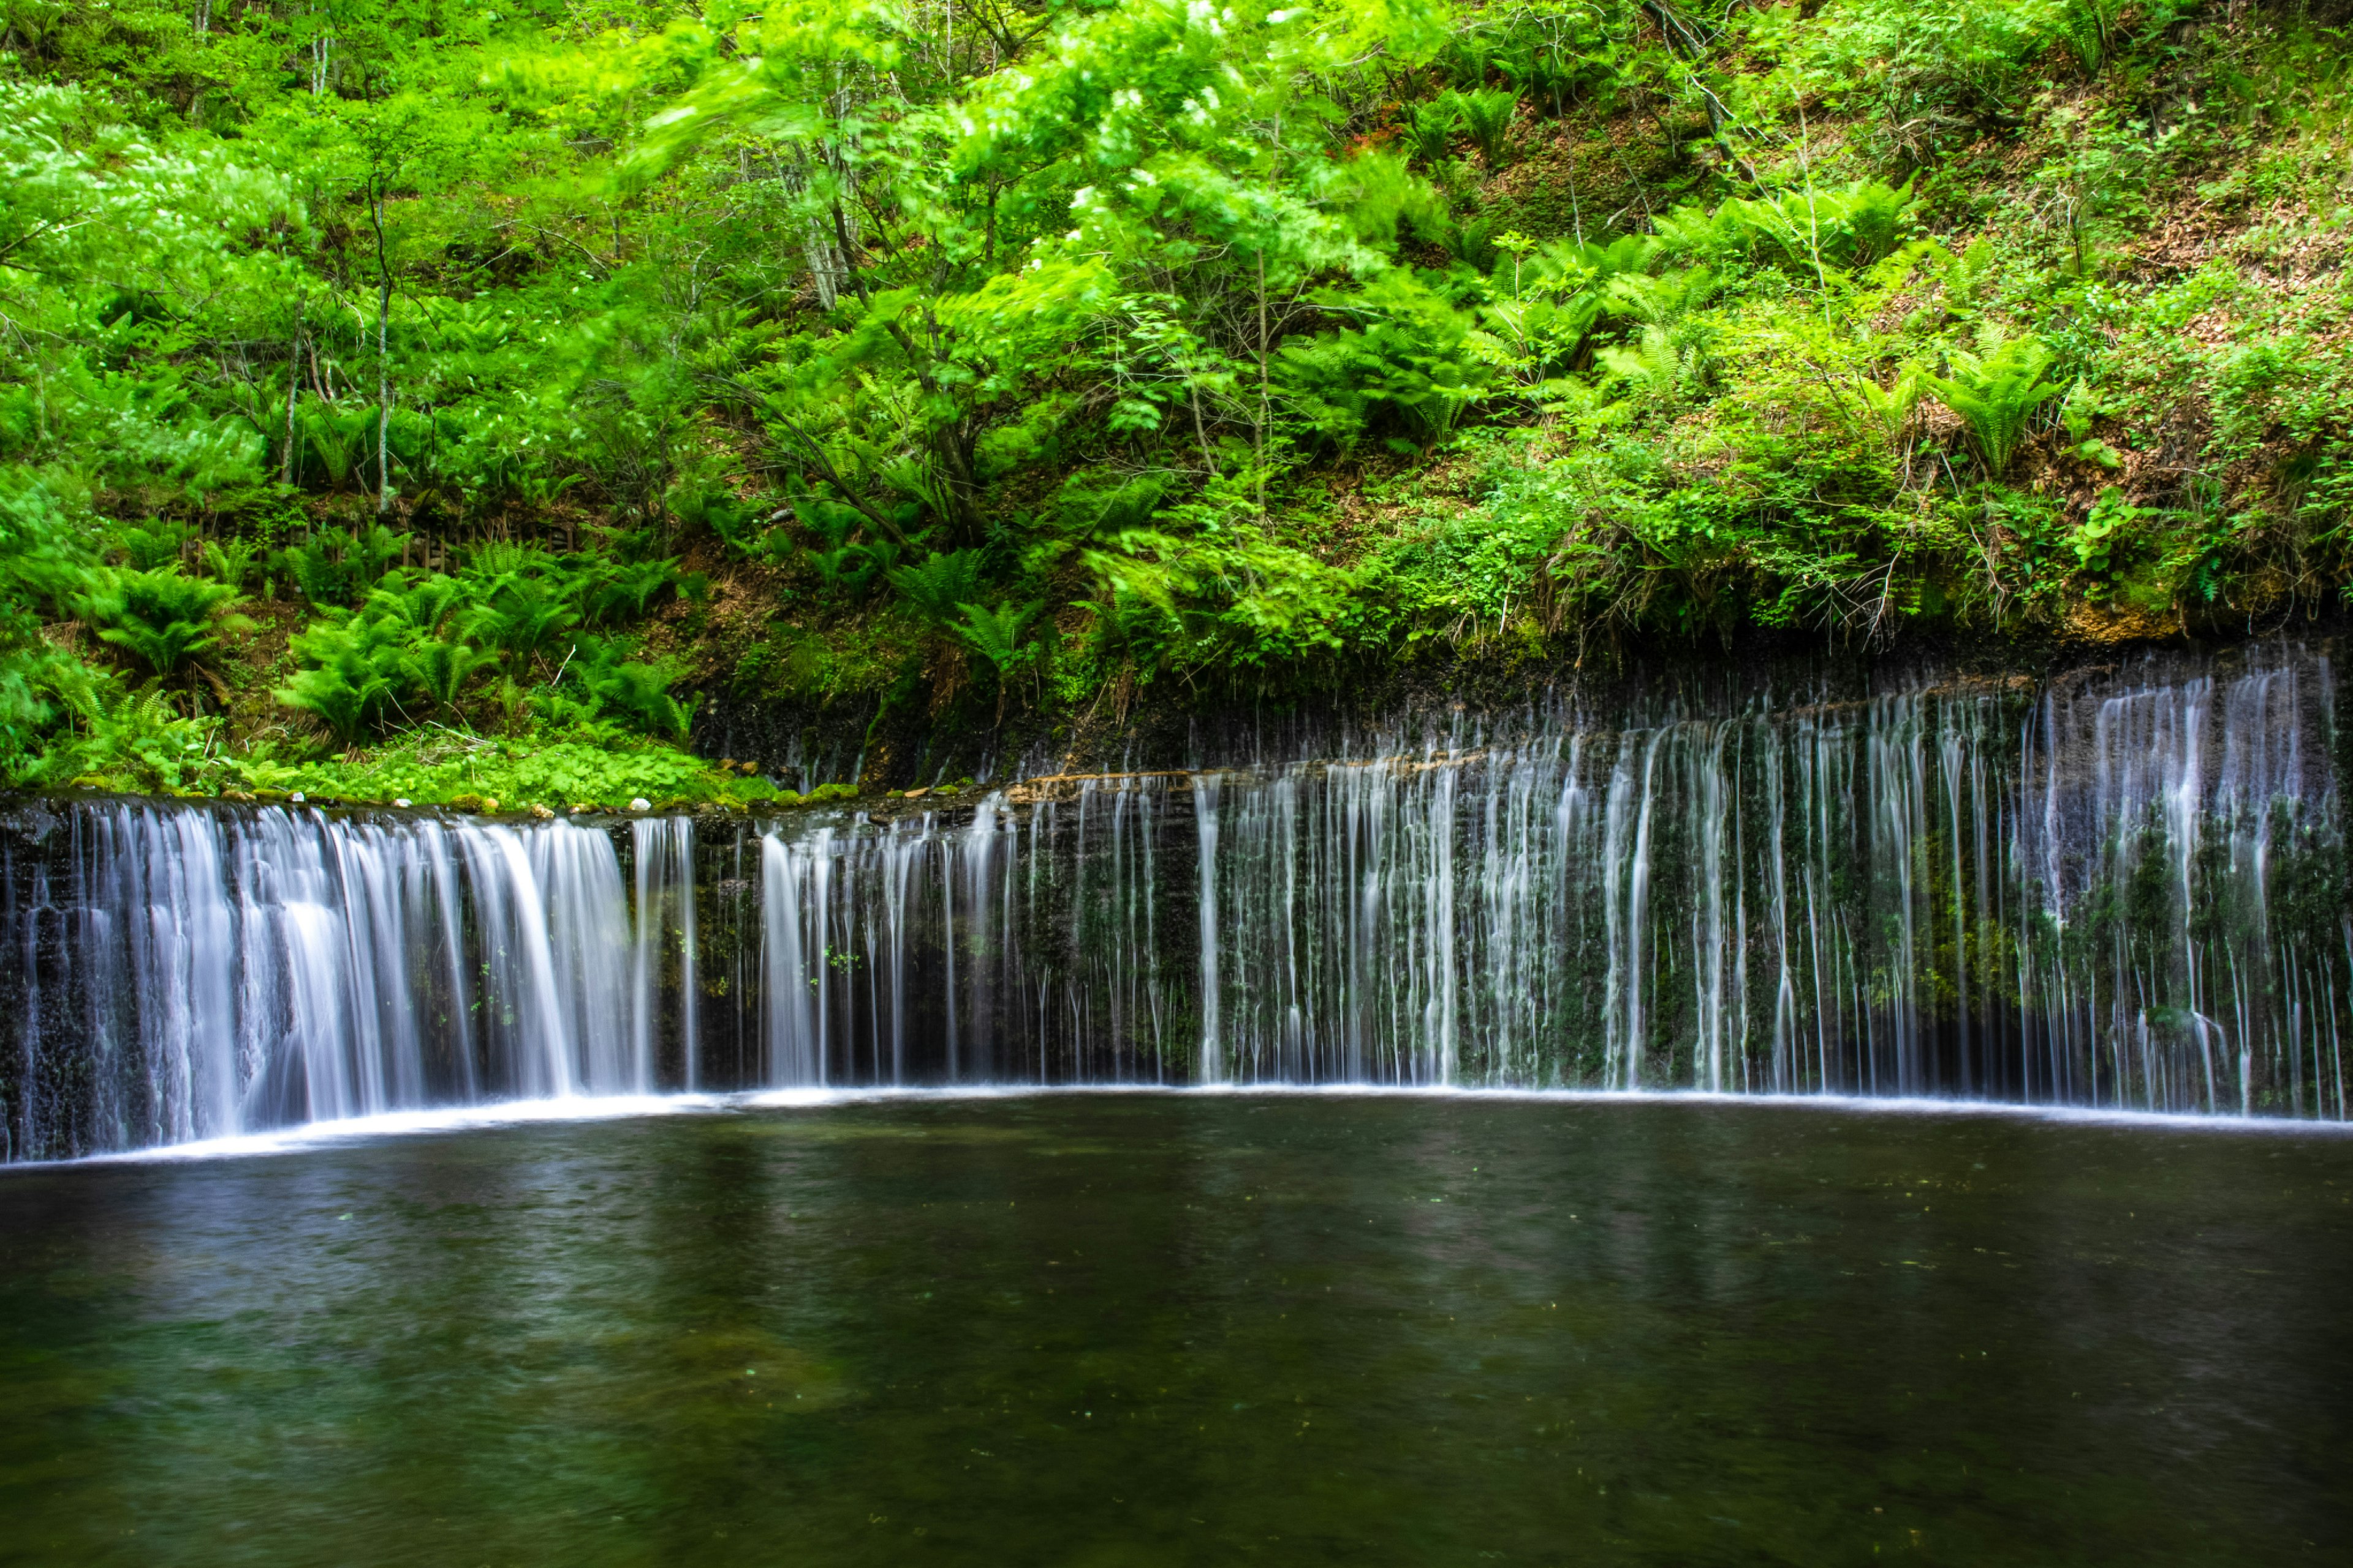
[2,1094,2349,1566]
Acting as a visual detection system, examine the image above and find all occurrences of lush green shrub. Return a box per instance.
[74,567,246,683]
[1923,332,2066,477]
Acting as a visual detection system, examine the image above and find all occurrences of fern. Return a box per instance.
[299,401,374,492]
[464,540,537,580]
[464,573,580,661]
[278,618,408,742]
[1599,327,1687,401]
[276,527,407,609]
[1601,268,1718,327]
[887,549,988,627]
[365,573,470,639]
[879,456,960,525]
[1534,235,1658,287]
[1407,99,1459,166]
[952,599,1040,675]
[26,680,222,793]
[73,567,243,680]
[2059,0,2124,75]
[578,558,679,626]
[400,635,495,715]
[1442,212,1499,270]
[200,537,260,592]
[1852,369,1924,444]
[1923,333,2066,476]
[1653,182,1915,271]
[349,524,410,586]
[116,520,193,570]
[1441,89,1518,167]
[567,642,694,741]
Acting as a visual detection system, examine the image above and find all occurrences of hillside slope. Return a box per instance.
[0,0,2346,806]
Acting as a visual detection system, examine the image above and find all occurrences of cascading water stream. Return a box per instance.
[2,642,2344,1159]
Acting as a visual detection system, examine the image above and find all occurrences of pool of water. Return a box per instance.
[2,1094,2348,1566]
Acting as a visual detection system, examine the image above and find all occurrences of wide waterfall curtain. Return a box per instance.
[2,645,2344,1159]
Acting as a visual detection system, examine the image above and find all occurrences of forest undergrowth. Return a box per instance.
[1,0,2347,807]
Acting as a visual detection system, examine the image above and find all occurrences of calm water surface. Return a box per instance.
[1,1094,2349,1566]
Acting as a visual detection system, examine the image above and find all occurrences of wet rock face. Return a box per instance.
[2,637,2346,1160]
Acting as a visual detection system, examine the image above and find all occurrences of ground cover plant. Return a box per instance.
[0,0,2346,803]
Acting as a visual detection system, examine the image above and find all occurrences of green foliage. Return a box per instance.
[561,642,697,743]
[0,0,2338,797]
[1281,273,1489,454]
[272,543,691,746]
[1409,98,1461,165]
[1797,0,2192,157]
[116,520,194,571]
[1923,332,2066,477]
[269,729,754,814]
[403,634,497,717]
[74,567,244,681]
[200,536,262,593]
[1441,88,1519,167]
[1653,183,1916,272]
[887,550,990,629]
[0,474,93,767]
[465,570,579,662]
[952,600,1042,676]
[2070,485,2143,584]
[20,684,225,796]
[278,526,410,610]
[278,616,409,744]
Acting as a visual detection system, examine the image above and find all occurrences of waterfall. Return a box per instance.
[2,642,2344,1159]
[2,807,673,1160]
[631,819,696,1093]
[1194,778,1222,1084]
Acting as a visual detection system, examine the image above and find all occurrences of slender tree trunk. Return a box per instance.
[1256,250,1270,518]
[370,182,393,517]
[282,300,305,484]
[1567,138,1584,246]
[377,279,391,514]
[1256,110,1284,520]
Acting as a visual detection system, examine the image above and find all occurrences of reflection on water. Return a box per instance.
[1,1096,2349,1566]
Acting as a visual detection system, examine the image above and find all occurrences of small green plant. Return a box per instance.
[25,683,223,793]
[74,567,246,684]
[2069,485,2143,587]
[566,642,695,741]
[276,526,410,609]
[952,599,1040,675]
[578,556,680,625]
[465,572,579,662]
[1653,182,1915,271]
[1441,88,1518,166]
[1851,369,1924,445]
[403,635,496,716]
[366,572,471,638]
[277,616,408,743]
[1922,332,2067,477]
[116,520,193,570]
[887,549,988,627]
[200,536,261,591]
[1407,99,1460,165]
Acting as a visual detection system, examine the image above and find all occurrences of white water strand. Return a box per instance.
[631,818,697,1093]
[1195,777,1223,1084]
